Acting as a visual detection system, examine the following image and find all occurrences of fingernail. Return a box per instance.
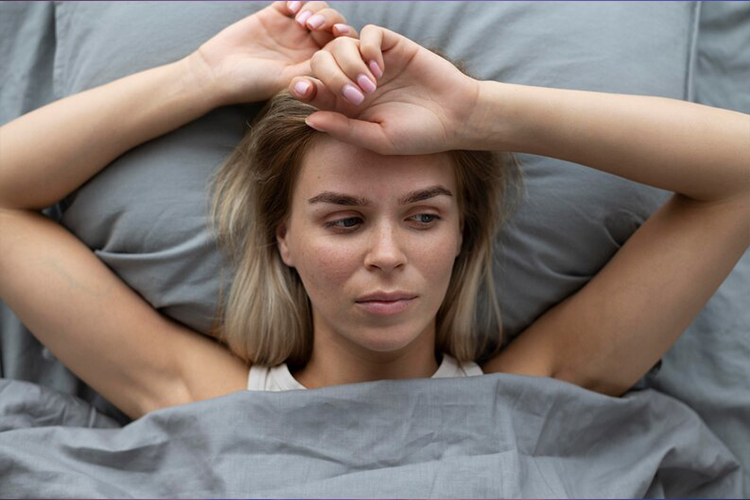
[287,1,301,13]
[368,60,383,79]
[294,80,311,96]
[333,23,350,35]
[296,10,312,27]
[356,74,376,94]
[306,14,324,29]
[342,84,364,105]
[305,117,323,131]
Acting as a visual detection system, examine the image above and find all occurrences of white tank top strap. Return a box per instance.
[248,353,483,392]
[247,364,269,391]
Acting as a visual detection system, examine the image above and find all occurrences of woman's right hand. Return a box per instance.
[288,25,483,155]
[187,1,358,106]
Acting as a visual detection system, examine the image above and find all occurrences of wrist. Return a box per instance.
[179,52,230,109]
[463,80,525,152]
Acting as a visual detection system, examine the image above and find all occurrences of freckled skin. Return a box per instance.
[275,135,463,388]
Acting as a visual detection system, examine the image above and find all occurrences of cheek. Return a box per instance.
[415,232,460,285]
[296,239,358,294]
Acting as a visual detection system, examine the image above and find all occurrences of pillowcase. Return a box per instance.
[55,1,689,345]
[0,1,55,125]
[56,2,264,333]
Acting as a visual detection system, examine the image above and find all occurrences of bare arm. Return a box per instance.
[285,26,750,395]
[291,26,749,202]
[481,192,749,395]
[0,1,355,416]
[0,1,356,211]
[471,82,750,394]
[0,208,251,419]
[467,81,750,204]
[0,59,217,211]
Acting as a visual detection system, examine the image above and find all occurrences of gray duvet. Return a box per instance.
[0,375,741,498]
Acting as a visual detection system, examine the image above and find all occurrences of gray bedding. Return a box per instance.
[0,375,741,498]
[1,1,749,497]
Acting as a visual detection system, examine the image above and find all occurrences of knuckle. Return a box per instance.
[307,1,326,11]
[320,7,337,18]
[362,24,381,37]
[330,36,352,50]
[359,42,376,55]
[324,7,345,22]
[310,50,327,67]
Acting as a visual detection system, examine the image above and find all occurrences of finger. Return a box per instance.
[303,5,358,47]
[289,76,339,111]
[293,1,328,28]
[276,2,357,43]
[333,24,359,39]
[305,111,390,154]
[271,1,305,16]
[301,7,346,32]
[283,1,302,15]
[328,38,378,95]
[311,49,370,106]
[359,25,387,79]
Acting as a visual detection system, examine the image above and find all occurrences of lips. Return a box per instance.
[355,291,418,303]
[355,297,416,316]
[355,291,418,317]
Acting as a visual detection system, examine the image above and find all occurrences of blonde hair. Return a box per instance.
[209,92,523,367]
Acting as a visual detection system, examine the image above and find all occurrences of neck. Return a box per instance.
[290,318,440,389]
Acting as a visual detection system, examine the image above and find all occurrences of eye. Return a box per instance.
[324,216,363,231]
[409,214,441,227]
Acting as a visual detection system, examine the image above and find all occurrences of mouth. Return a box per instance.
[356,291,418,303]
[355,297,417,316]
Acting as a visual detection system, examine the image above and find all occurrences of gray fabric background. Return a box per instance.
[1,1,748,496]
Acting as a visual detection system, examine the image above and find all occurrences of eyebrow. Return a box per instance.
[308,185,453,207]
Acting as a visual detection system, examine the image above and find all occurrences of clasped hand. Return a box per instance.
[189,1,357,105]
[290,24,482,156]
[189,1,483,156]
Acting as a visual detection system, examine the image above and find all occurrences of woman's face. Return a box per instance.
[276,135,463,356]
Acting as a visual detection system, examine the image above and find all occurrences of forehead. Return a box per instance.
[295,136,456,200]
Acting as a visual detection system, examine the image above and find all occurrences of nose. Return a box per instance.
[363,221,407,272]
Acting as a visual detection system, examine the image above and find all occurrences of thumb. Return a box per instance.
[305,111,392,154]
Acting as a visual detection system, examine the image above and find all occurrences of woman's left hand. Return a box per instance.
[188,1,358,106]
[287,25,482,155]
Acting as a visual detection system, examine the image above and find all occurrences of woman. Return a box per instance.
[1,1,748,419]
[208,89,522,391]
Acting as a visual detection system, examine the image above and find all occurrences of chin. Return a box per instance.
[351,325,426,353]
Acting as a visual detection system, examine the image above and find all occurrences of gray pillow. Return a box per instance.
[55,2,265,333]
[0,1,55,125]
[56,1,686,344]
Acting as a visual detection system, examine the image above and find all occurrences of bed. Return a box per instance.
[1,1,748,497]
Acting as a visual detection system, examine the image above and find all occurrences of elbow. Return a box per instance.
[131,382,194,420]
[581,379,631,398]
[552,366,630,398]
